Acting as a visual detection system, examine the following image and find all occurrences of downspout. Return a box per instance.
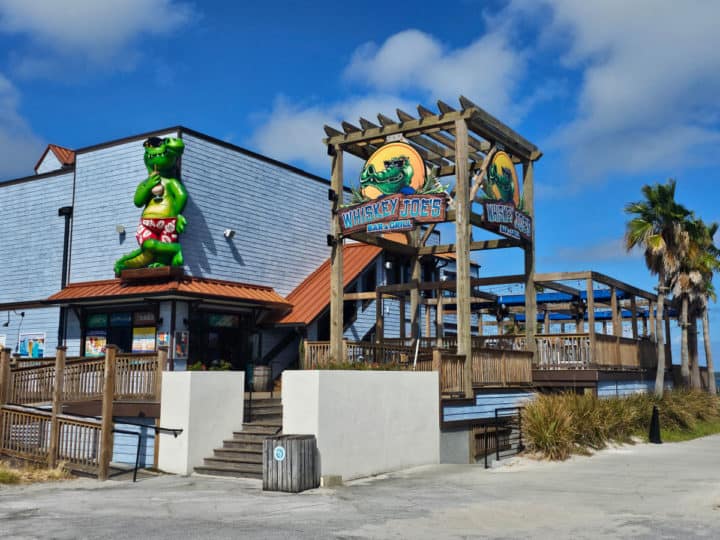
[57,206,73,346]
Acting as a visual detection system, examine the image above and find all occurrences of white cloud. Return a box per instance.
[251,94,417,174]
[0,73,44,179]
[344,28,527,119]
[521,0,720,178]
[0,0,194,76]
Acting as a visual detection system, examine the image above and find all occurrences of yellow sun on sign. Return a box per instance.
[361,142,426,200]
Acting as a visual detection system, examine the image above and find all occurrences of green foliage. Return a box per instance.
[523,390,720,460]
[0,467,21,484]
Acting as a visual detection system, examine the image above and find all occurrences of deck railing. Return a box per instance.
[471,348,533,386]
[5,352,163,405]
[535,334,592,369]
[0,404,103,473]
[302,340,425,369]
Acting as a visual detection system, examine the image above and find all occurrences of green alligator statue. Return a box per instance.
[360,156,416,196]
[114,137,188,276]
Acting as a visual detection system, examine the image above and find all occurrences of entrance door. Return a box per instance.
[188,311,255,370]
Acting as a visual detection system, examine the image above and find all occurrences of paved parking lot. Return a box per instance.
[2,435,720,539]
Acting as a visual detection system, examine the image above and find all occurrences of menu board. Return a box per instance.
[132,326,156,353]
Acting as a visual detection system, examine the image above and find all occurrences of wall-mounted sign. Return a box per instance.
[132,326,156,353]
[479,151,532,242]
[174,331,189,359]
[18,333,45,358]
[85,330,107,357]
[340,142,447,234]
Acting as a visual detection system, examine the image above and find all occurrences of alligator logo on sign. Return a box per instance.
[340,141,447,234]
[479,151,532,242]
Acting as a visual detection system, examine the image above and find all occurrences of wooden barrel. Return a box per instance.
[263,435,319,493]
[253,365,271,391]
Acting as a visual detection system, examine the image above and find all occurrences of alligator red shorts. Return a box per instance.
[136,217,178,244]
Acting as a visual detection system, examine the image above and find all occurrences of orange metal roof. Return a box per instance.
[276,244,381,325]
[47,276,290,309]
[34,144,76,172]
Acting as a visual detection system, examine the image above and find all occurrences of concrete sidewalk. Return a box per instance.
[1,435,719,539]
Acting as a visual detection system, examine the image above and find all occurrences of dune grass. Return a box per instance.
[0,461,72,485]
[522,390,720,460]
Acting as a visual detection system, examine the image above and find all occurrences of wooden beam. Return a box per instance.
[586,277,596,354]
[346,232,417,256]
[48,346,66,469]
[344,292,395,301]
[523,160,537,358]
[418,238,519,255]
[534,280,581,298]
[590,271,658,302]
[398,108,485,162]
[324,110,470,147]
[409,229,421,341]
[420,223,437,246]
[99,345,117,481]
[630,296,638,339]
[611,287,620,337]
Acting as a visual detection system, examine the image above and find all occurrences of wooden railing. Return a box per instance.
[303,340,428,368]
[5,352,162,405]
[471,348,533,386]
[535,334,592,369]
[0,404,103,473]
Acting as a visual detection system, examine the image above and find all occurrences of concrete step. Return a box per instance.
[222,439,262,451]
[236,423,282,436]
[211,450,262,464]
[194,465,262,480]
[246,405,283,415]
[200,458,262,473]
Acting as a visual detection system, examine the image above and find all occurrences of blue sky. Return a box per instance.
[1,0,718,363]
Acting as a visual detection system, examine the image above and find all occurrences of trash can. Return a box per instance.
[263,435,320,493]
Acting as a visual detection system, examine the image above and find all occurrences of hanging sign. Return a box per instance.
[479,151,532,241]
[339,142,447,234]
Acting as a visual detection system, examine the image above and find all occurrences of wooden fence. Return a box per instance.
[303,340,427,369]
[0,404,103,471]
[2,350,163,405]
[471,348,533,386]
[535,334,592,369]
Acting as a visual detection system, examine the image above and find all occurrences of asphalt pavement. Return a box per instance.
[1,435,719,539]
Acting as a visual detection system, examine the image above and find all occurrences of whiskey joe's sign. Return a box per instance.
[479,151,532,242]
[340,141,448,234]
[339,193,447,234]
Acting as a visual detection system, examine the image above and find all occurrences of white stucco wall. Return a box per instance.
[283,371,439,481]
[158,372,244,475]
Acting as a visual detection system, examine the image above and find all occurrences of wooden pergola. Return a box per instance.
[323,96,542,388]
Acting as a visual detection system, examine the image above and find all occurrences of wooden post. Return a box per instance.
[649,302,656,339]
[329,146,344,363]
[375,291,384,345]
[48,347,66,468]
[523,160,537,360]
[664,311,673,366]
[432,348,442,393]
[543,308,550,335]
[409,229,421,343]
[99,345,117,481]
[436,297,445,339]
[156,347,167,401]
[630,296,638,339]
[0,348,10,405]
[399,297,406,341]
[454,118,473,398]
[586,278,596,359]
[424,305,431,339]
[611,287,620,336]
[478,312,484,336]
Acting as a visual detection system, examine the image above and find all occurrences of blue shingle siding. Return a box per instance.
[36,153,62,174]
[69,133,178,283]
[597,380,654,398]
[0,172,73,303]
[112,417,156,466]
[0,307,61,356]
[180,134,331,296]
[443,391,536,423]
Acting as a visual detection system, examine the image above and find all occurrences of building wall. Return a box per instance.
[113,417,156,467]
[180,133,331,296]
[0,307,61,357]
[69,132,178,283]
[443,390,535,423]
[283,370,440,480]
[0,172,73,303]
[158,371,245,475]
[597,380,654,398]
[36,153,62,174]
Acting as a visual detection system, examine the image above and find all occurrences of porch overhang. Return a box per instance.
[46,276,292,312]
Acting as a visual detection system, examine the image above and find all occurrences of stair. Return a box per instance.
[194,398,282,480]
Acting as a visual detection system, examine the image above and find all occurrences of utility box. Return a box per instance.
[263,435,319,493]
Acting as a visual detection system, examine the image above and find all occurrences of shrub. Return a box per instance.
[522,390,720,460]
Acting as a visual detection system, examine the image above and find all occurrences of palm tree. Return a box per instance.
[625,179,691,396]
[702,283,717,394]
[671,217,719,390]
